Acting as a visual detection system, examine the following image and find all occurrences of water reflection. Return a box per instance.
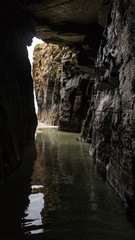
[1,128,135,240]
[22,128,135,239]
[0,143,37,240]
[23,186,44,234]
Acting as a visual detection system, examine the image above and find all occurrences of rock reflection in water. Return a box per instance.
[22,128,135,240]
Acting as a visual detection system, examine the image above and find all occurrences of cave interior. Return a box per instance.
[0,0,135,213]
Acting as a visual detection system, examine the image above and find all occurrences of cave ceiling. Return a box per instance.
[1,0,112,55]
[25,0,112,47]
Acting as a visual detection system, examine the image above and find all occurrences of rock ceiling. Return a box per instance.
[26,0,112,46]
[1,0,112,50]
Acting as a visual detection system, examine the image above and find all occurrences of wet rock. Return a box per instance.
[81,0,135,209]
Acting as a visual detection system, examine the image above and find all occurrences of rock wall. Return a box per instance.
[33,0,135,212]
[0,0,109,182]
[81,0,135,210]
[0,11,37,183]
[33,43,93,132]
[33,43,62,125]
[0,0,134,213]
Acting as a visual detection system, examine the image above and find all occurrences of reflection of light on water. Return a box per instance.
[22,185,44,235]
[29,229,44,235]
[34,90,38,114]
[24,193,44,226]
[31,185,44,190]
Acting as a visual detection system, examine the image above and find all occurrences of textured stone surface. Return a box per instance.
[33,43,62,125]
[58,47,92,132]
[33,43,93,132]
[81,0,135,210]
[2,0,112,61]
[26,0,111,49]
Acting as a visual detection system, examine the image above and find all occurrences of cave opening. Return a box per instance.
[31,39,94,132]
[27,37,44,114]
[0,0,135,239]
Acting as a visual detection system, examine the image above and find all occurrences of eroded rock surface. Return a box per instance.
[33,43,93,132]
[81,0,135,210]
[26,0,112,49]
[33,43,61,125]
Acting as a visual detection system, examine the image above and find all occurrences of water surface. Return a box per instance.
[0,128,135,240]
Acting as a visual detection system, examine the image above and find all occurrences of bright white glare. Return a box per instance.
[27,37,44,65]
[34,90,38,114]
[31,185,44,189]
[27,37,44,114]
[24,193,44,227]
[22,185,45,235]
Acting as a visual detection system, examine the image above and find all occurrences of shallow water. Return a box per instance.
[0,128,135,240]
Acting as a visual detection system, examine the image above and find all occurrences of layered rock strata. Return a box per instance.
[33,43,93,132]
[81,0,135,210]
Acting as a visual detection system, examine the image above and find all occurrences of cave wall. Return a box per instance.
[81,0,135,209]
[0,0,112,182]
[33,43,93,132]
[33,0,135,210]
[0,10,37,183]
[0,0,135,212]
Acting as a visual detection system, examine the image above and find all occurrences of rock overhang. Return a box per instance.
[0,0,112,55]
[26,0,112,53]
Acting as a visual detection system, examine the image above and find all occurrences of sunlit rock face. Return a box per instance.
[33,43,62,125]
[33,43,93,132]
[81,0,135,210]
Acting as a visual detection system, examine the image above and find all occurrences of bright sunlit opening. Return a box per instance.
[27,37,44,65]
[27,37,44,114]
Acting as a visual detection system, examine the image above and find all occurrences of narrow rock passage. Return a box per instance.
[0,126,135,240]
